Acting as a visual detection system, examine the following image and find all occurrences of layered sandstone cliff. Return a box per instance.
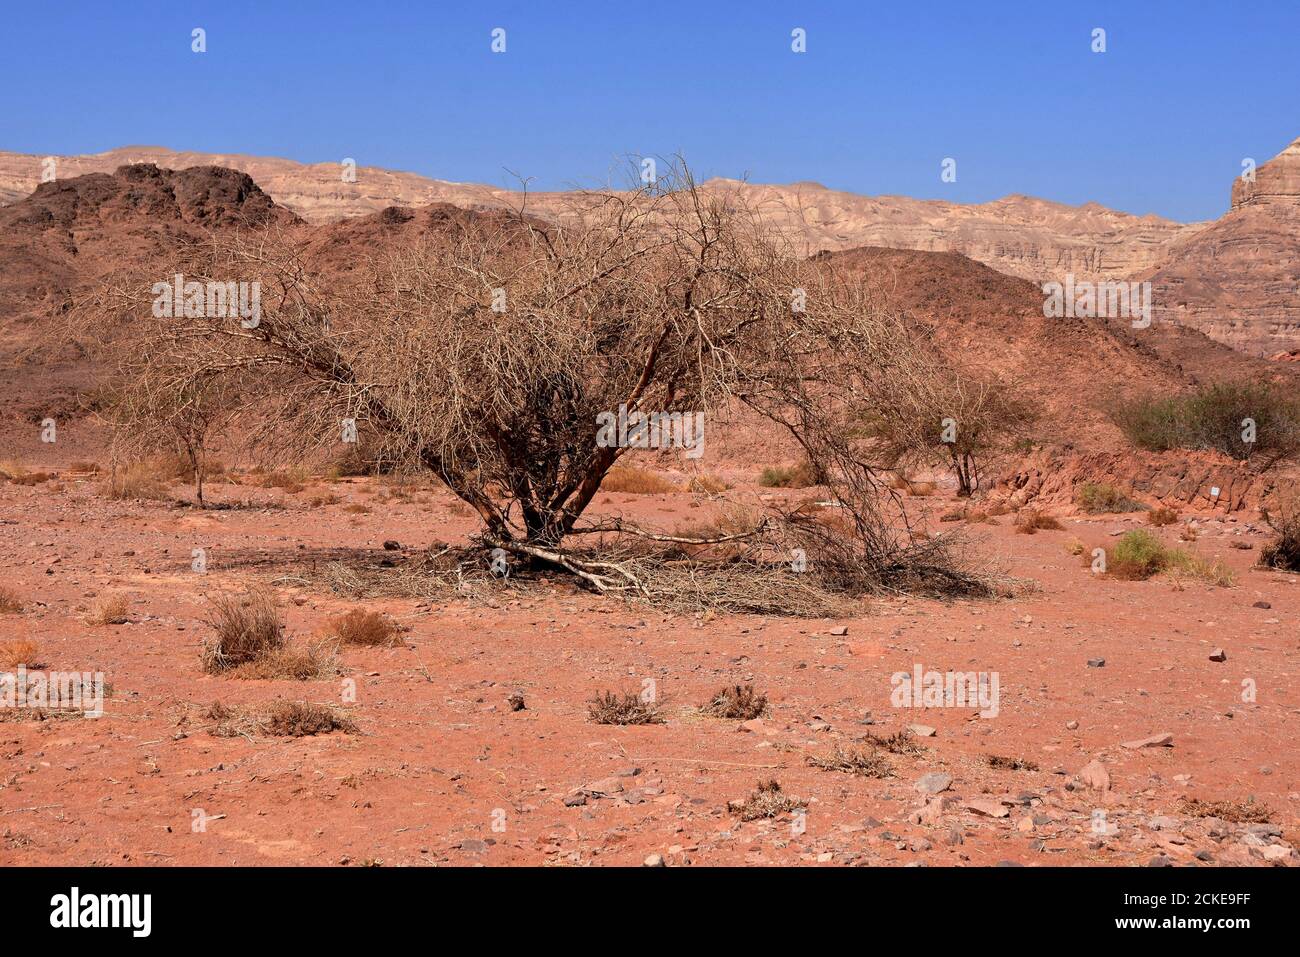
[1144,137,1300,357]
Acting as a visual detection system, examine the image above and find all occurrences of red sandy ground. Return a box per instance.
[0,472,1297,867]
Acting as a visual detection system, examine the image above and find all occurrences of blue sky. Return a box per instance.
[2,1,1297,222]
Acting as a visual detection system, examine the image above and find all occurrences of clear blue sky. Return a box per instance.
[2,1,1297,222]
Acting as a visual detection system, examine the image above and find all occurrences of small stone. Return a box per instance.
[1066,720,1079,730]
[643,853,665,867]
[908,724,937,737]
[507,692,526,711]
[828,625,849,636]
[1087,658,1105,668]
[1208,648,1227,662]
[1253,601,1272,609]
[563,793,587,807]
[382,540,402,550]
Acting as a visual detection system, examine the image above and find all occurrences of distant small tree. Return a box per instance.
[860,367,1032,497]
[101,372,238,507]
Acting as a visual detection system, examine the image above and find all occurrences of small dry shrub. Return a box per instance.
[207,700,356,737]
[1064,537,1086,556]
[0,638,40,669]
[986,503,1011,517]
[1259,491,1300,572]
[864,729,924,755]
[1179,524,1199,542]
[727,780,806,821]
[758,461,818,489]
[699,684,767,720]
[807,745,892,778]
[985,754,1039,771]
[1014,510,1063,534]
[307,493,342,507]
[326,608,403,646]
[1176,797,1271,824]
[586,690,664,725]
[0,587,24,615]
[89,595,130,625]
[1146,506,1180,527]
[342,503,372,514]
[600,466,678,494]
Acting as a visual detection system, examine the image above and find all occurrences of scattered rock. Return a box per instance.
[828,625,849,636]
[966,798,1010,818]
[908,724,937,737]
[643,853,665,867]
[506,692,526,711]
[1121,733,1174,749]
[1253,601,1272,609]
[1087,658,1106,668]
[1066,720,1079,730]
[915,772,953,795]
[1208,648,1227,662]
[1078,760,1111,791]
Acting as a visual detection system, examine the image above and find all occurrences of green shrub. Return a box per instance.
[1110,382,1300,462]
[1106,529,1234,585]
[1075,482,1145,514]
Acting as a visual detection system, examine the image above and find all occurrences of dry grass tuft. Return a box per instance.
[758,461,818,489]
[699,684,767,720]
[99,462,171,501]
[600,466,678,494]
[203,587,284,673]
[226,640,339,681]
[325,608,403,646]
[727,780,807,820]
[88,595,130,625]
[207,699,356,737]
[586,690,664,725]
[806,745,893,778]
[0,587,24,615]
[0,638,41,669]
[1176,797,1271,824]
[686,473,731,494]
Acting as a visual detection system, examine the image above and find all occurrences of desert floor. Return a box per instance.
[1,471,1296,867]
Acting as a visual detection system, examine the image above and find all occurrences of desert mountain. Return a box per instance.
[0,146,1196,285]
[1144,136,1300,358]
[0,164,298,453]
[818,246,1293,453]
